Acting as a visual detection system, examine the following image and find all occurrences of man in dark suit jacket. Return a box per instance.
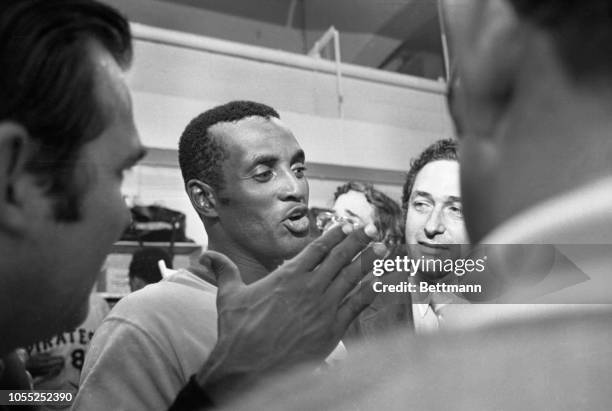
[346,138,469,342]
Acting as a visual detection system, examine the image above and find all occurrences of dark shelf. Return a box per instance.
[111,241,202,255]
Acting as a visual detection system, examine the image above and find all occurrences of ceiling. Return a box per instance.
[158,0,445,79]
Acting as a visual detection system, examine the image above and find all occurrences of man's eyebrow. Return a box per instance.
[122,147,147,168]
[411,190,433,201]
[291,149,305,164]
[344,209,359,218]
[248,154,278,167]
[446,195,462,203]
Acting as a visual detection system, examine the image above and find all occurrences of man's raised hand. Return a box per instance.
[194,223,385,403]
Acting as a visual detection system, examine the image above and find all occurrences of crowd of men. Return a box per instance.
[1,0,611,410]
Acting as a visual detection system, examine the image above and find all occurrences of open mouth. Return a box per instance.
[283,207,310,235]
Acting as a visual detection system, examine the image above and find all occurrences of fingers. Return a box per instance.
[312,224,379,290]
[27,352,51,362]
[48,362,64,377]
[336,274,378,330]
[46,356,65,366]
[28,353,61,364]
[27,355,65,376]
[323,243,386,303]
[46,357,65,376]
[199,251,242,295]
[289,224,349,272]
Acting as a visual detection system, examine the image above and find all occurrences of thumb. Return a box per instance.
[199,250,242,294]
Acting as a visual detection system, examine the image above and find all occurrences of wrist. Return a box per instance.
[195,346,257,404]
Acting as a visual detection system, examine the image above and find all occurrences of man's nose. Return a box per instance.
[278,169,307,203]
[424,207,445,238]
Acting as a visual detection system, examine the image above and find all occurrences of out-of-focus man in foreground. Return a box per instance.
[225,0,612,408]
[0,0,143,390]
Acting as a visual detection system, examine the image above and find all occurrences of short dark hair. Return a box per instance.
[178,101,280,192]
[509,0,612,83]
[128,247,172,284]
[402,139,458,216]
[334,181,404,247]
[0,0,132,221]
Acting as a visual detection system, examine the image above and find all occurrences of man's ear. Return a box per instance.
[187,179,219,218]
[0,122,37,235]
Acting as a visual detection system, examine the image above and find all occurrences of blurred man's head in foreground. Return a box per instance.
[0,0,145,353]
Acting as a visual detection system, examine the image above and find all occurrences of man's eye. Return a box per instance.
[447,205,464,218]
[412,201,430,212]
[344,215,363,227]
[253,169,275,182]
[292,165,307,179]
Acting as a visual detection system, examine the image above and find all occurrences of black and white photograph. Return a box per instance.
[1,0,611,410]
